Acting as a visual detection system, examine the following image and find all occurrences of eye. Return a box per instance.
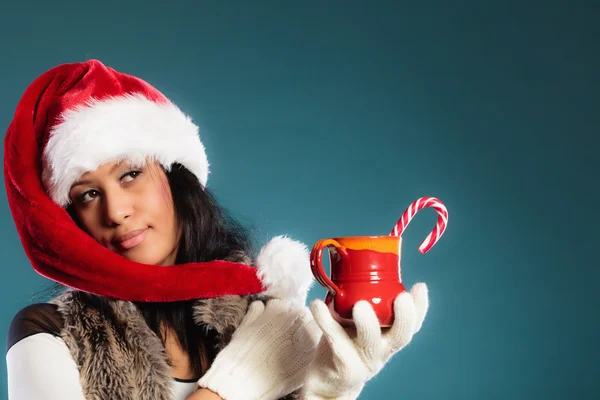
[121,170,142,183]
[78,189,100,204]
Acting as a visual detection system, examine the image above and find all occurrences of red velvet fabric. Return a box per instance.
[3,60,265,302]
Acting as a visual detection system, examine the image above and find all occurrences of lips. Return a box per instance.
[113,227,149,250]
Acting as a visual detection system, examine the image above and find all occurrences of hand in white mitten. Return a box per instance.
[198,298,322,400]
[301,283,429,400]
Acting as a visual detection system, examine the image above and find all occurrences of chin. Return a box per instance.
[120,246,172,266]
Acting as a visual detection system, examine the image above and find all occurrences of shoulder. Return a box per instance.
[6,304,86,399]
[6,303,64,352]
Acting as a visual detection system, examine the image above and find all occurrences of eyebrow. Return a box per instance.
[69,162,126,189]
[70,179,92,189]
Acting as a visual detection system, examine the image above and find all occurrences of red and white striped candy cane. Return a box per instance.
[390,196,448,254]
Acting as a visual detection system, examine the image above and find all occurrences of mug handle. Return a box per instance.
[310,239,344,296]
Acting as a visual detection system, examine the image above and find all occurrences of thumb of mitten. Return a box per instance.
[310,300,351,346]
[236,300,265,333]
[352,301,384,371]
[295,307,322,348]
[387,291,417,354]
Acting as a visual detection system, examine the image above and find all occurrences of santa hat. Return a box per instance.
[4,59,313,305]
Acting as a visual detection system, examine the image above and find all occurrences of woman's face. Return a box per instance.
[68,160,180,266]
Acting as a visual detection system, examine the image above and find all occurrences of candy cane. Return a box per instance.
[391,196,448,254]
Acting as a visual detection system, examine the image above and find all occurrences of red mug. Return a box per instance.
[310,235,405,327]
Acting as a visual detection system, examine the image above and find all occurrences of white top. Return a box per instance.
[6,333,198,400]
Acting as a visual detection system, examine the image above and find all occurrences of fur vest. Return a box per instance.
[49,289,300,400]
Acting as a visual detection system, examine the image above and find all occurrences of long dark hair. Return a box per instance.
[168,162,254,264]
[134,163,255,377]
[58,162,255,378]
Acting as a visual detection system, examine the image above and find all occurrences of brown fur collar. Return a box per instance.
[50,290,299,400]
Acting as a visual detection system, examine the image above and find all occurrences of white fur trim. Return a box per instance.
[42,94,209,207]
[256,235,315,308]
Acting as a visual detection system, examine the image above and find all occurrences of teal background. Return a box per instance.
[0,1,598,398]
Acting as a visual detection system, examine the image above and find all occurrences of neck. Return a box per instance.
[135,299,209,379]
[162,324,208,380]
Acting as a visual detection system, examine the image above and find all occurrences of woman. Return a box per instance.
[4,60,429,400]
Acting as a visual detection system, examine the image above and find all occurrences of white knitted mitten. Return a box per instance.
[300,283,429,400]
[198,298,321,400]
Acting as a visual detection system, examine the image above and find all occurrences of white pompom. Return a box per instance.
[255,235,315,308]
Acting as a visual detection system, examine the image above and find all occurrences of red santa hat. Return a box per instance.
[4,59,312,305]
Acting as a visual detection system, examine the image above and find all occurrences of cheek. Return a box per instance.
[74,210,106,244]
[145,180,177,232]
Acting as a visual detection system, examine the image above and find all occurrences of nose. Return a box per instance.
[102,188,134,227]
